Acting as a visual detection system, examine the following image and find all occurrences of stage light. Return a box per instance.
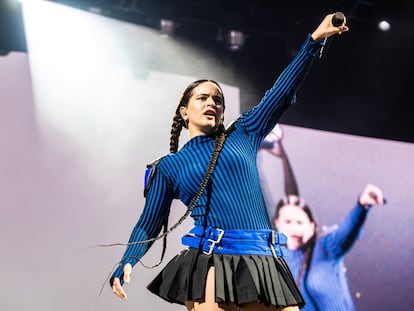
[226,30,246,52]
[159,19,176,37]
[378,20,390,31]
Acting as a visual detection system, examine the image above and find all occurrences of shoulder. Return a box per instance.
[318,224,339,238]
[144,154,169,197]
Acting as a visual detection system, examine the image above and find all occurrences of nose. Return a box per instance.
[206,97,216,107]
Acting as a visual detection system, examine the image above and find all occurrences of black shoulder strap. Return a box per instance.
[143,156,164,197]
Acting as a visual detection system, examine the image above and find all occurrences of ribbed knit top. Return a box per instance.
[112,35,322,276]
[286,204,370,311]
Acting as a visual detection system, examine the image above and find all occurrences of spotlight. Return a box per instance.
[159,19,176,37]
[378,20,390,31]
[226,30,246,52]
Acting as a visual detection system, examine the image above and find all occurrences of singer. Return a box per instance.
[109,13,348,311]
[262,125,386,311]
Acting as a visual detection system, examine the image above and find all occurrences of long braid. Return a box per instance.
[169,113,185,153]
[165,131,226,232]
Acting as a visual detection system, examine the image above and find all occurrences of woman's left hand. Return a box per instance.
[311,13,349,41]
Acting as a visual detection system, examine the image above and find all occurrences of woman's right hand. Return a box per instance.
[265,125,285,157]
[112,263,132,301]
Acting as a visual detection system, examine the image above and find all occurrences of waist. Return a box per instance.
[181,226,287,257]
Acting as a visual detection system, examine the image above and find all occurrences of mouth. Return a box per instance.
[204,109,217,119]
[290,235,302,242]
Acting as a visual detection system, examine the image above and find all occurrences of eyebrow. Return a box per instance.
[196,93,223,99]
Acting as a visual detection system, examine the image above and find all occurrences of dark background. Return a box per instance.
[1,0,413,143]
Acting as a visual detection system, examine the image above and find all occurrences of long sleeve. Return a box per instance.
[237,34,323,147]
[111,168,174,284]
[286,203,371,311]
[321,202,370,258]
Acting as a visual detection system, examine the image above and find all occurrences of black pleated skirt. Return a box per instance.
[147,248,305,308]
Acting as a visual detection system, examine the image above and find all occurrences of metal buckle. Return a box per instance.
[271,230,276,244]
[203,228,224,255]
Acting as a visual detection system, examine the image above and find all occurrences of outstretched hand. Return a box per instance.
[263,125,284,157]
[311,13,349,41]
[112,263,132,301]
[359,184,386,206]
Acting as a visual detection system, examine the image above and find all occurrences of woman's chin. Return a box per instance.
[287,240,303,250]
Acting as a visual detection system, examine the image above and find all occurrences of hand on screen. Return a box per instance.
[359,184,386,206]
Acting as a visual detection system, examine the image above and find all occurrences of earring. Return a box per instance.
[181,112,188,128]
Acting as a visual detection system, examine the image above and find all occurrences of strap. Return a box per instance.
[144,156,164,197]
[182,226,287,257]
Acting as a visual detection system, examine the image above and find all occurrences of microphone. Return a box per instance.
[332,11,345,27]
[319,12,345,59]
[369,191,387,204]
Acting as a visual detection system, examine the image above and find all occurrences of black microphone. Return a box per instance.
[369,191,388,204]
[332,11,345,27]
[319,12,345,59]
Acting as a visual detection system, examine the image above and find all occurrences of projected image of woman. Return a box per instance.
[109,13,349,311]
[262,125,386,311]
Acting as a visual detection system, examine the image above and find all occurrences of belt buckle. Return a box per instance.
[203,228,224,255]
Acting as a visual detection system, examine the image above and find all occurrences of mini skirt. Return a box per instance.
[146,247,305,308]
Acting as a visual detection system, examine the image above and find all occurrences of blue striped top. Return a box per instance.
[113,35,322,275]
[286,204,370,311]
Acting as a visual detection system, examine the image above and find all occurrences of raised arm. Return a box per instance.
[322,183,385,258]
[237,13,348,145]
[260,125,299,196]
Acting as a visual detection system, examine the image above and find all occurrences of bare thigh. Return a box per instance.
[185,267,239,311]
[185,267,299,311]
[241,303,299,311]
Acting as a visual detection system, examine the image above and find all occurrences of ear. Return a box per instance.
[179,106,188,120]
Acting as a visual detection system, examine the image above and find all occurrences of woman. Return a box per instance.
[263,126,386,311]
[110,13,349,311]
[272,188,385,311]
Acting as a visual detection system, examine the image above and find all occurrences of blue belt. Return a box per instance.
[181,226,287,257]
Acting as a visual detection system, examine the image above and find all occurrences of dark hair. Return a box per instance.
[169,79,225,153]
[273,195,315,225]
[273,194,317,287]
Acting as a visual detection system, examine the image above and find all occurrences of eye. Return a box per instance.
[196,95,207,101]
[213,96,224,106]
